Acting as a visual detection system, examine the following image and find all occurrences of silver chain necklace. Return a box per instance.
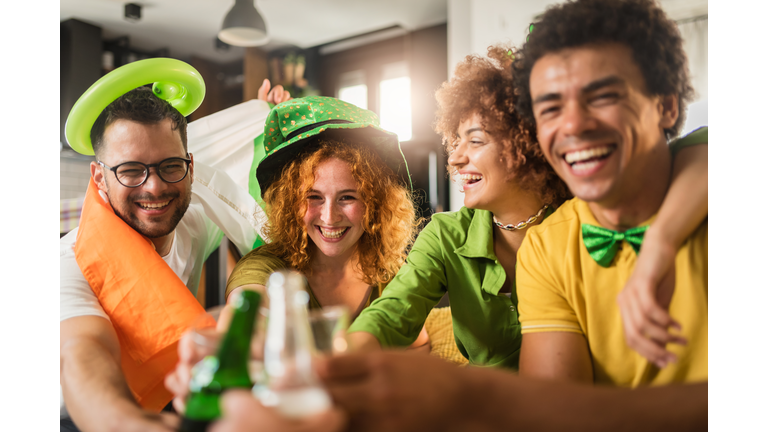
[493,204,549,231]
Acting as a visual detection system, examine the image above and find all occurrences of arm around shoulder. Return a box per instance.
[616,141,707,366]
[656,141,707,248]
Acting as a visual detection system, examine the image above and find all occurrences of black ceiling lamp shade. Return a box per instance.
[218,0,269,47]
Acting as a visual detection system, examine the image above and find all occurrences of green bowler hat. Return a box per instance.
[256,96,411,195]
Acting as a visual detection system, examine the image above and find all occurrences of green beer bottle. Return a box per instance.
[180,290,262,432]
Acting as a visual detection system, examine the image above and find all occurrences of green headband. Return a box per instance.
[65,58,206,155]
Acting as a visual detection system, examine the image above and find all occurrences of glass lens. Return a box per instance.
[158,158,189,182]
[115,163,148,186]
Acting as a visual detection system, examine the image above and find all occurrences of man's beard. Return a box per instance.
[109,187,192,239]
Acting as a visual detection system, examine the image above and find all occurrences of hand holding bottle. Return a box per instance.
[176,290,262,432]
[165,304,235,414]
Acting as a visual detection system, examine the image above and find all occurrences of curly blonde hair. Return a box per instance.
[261,140,419,285]
[434,45,570,207]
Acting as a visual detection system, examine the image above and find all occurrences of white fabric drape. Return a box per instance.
[188,99,272,249]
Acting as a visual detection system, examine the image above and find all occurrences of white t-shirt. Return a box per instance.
[59,202,223,323]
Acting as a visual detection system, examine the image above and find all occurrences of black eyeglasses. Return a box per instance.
[98,156,192,188]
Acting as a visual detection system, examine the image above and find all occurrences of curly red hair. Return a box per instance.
[434,45,570,207]
[261,140,418,285]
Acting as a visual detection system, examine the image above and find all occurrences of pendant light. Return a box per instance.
[218,0,269,47]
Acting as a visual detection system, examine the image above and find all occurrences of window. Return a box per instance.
[337,70,367,110]
[336,62,412,142]
[378,61,412,142]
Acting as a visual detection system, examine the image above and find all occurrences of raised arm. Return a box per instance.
[61,316,177,432]
[319,351,707,432]
[618,137,707,367]
[470,361,707,432]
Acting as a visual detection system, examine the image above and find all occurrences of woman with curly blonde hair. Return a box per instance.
[348,44,707,369]
[225,96,424,329]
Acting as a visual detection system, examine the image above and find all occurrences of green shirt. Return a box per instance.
[349,207,523,369]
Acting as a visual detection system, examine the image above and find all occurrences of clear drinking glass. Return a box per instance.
[256,270,333,418]
[308,305,350,355]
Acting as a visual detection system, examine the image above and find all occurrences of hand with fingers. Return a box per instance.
[208,390,346,432]
[617,231,688,368]
[164,330,201,414]
[258,79,292,105]
[317,351,470,432]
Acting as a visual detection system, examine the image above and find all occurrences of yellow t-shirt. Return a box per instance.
[517,198,708,387]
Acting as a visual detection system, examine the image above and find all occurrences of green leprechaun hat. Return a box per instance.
[256,96,411,195]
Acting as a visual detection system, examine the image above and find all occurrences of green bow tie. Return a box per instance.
[581,224,649,267]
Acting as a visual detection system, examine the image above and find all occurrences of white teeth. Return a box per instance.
[319,227,347,239]
[138,201,171,209]
[458,174,483,183]
[564,146,613,164]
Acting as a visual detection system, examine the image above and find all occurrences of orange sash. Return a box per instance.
[74,178,206,411]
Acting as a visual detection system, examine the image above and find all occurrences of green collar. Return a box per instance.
[455,209,497,260]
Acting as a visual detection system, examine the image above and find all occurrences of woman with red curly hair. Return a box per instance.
[348,45,707,370]
[166,97,427,412]
[225,96,425,332]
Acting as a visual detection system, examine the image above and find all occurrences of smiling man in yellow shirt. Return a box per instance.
[516,188,707,386]
[512,0,707,387]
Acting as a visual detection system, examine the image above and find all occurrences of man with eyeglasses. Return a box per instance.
[94,155,193,236]
[60,84,289,432]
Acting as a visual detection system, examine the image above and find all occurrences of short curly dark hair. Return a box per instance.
[434,45,570,207]
[91,86,188,157]
[513,0,694,139]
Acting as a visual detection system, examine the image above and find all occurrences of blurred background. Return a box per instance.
[60,0,708,272]
[60,0,708,213]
